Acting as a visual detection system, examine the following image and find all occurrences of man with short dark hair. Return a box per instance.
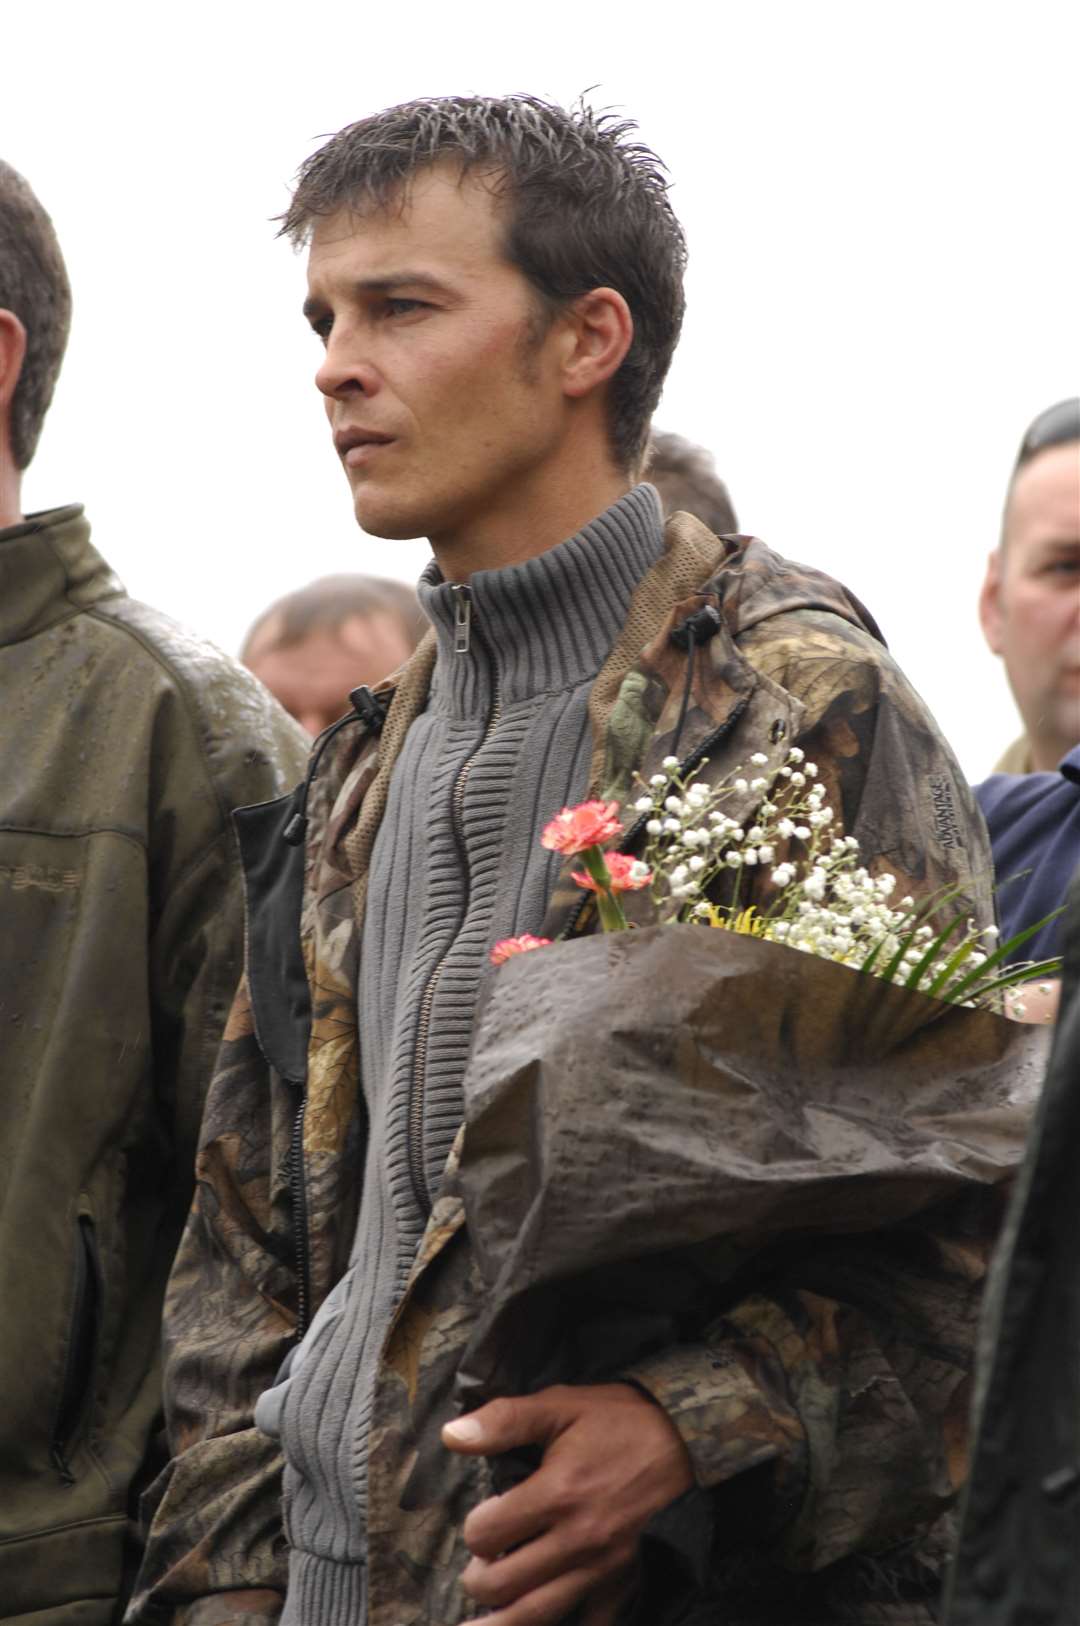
[0,160,307,1624]
[242,574,426,735]
[131,97,998,1626]
[979,398,1080,774]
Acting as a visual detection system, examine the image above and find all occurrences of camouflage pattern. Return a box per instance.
[129,514,1003,1625]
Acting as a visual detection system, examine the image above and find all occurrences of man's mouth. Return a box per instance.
[333,427,395,466]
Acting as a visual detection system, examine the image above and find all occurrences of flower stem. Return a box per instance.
[582,844,629,932]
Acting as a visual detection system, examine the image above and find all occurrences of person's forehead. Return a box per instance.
[306,165,509,282]
[1007,442,1080,541]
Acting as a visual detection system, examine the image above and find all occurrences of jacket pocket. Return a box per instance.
[51,1211,102,1484]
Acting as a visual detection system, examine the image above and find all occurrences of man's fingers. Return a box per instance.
[473,1564,598,1626]
[463,1520,627,1606]
[442,1387,572,1457]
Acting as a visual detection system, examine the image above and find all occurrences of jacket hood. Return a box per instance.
[695,524,887,647]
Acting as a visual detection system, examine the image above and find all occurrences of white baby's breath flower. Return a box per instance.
[750,751,769,766]
[789,772,806,788]
[773,921,790,937]
[804,762,819,777]
[724,850,743,868]
[734,778,748,793]
[771,861,795,886]
[687,782,710,804]
[778,766,793,778]
[793,825,811,841]
[757,844,775,864]
[688,855,706,873]
[729,828,744,842]
[650,773,667,787]
[750,777,768,791]
[662,755,680,770]
[664,796,684,814]
[670,863,689,884]
[900,895,914,909]
[759,801,777,815]
[776,817,796,839]
[803,868,827,902]
[983,924,999,938]
[787,747,805,763]
[743,848,759,865]
[634,796,653,812]
[747,826,765,843]
[629,860,652,884]
[646,819,663,836]
[663,818,681,834]
[876,874,897,896]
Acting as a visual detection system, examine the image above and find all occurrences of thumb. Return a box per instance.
[441,1391,565,1456]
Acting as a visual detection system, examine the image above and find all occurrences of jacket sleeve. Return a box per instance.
[126,977,296,1624]
[625,614,1000,1575]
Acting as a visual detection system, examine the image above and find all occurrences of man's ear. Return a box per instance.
[560,287,633,401]
[0,309,27,413]
[978,548,1006,655]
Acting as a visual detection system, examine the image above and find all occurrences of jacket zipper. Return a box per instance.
[557,697,753,942]
[407,584,501,1218]
[290,1091,312,1340]
[51,1213,101,1484]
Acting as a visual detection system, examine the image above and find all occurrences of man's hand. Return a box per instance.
[441,1381,694,1625]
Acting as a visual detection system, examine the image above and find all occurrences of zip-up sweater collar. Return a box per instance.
[417,483,666,717]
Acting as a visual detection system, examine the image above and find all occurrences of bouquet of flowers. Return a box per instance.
[453,747,1056,1409]
[491,747,1060,1014]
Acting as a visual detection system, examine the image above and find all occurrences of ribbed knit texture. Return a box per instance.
[274,485,666,1621]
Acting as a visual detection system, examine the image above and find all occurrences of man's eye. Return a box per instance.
[384,297,426,317]
[310,316,333,344]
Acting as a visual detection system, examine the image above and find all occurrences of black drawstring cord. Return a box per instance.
[669,605,722,760]
[282,685,388,847]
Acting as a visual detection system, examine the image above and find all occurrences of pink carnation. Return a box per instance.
[489,934,552,966]
[572,852,652,895]
[540,799,623,855]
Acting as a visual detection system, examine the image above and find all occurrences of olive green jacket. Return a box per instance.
[0,506,308,1625]
[131,514,1004,1625]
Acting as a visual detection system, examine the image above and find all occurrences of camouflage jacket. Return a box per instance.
[129,514,1000,1626]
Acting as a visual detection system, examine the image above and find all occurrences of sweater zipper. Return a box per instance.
[289,1090,311,1339]
[407,585,501,1218]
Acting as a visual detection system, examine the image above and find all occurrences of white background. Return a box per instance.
[4,0,1076,778]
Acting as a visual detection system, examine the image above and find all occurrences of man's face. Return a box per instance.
[980,440,1080,769]
[304,166,572,555]
[245,612,415,736]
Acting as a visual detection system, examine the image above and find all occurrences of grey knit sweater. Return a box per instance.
[259,485,666,1624]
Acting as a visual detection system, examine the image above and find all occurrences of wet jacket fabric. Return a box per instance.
[945,867,1080,1626]
[129,513,1001,1626]
[0,505,308,1625]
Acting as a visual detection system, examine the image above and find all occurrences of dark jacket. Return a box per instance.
[0,506,308,1624]
[130,514,1004,1626]
[946,866,1080,1624]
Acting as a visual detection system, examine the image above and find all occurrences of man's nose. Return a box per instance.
[315,331,379,401]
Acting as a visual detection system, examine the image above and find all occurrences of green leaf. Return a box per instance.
[957,957,1063,1007]
[901,912,973,991]
[941,909,1066,1004]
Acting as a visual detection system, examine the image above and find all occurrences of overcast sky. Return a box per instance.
[5,0,1076,779]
